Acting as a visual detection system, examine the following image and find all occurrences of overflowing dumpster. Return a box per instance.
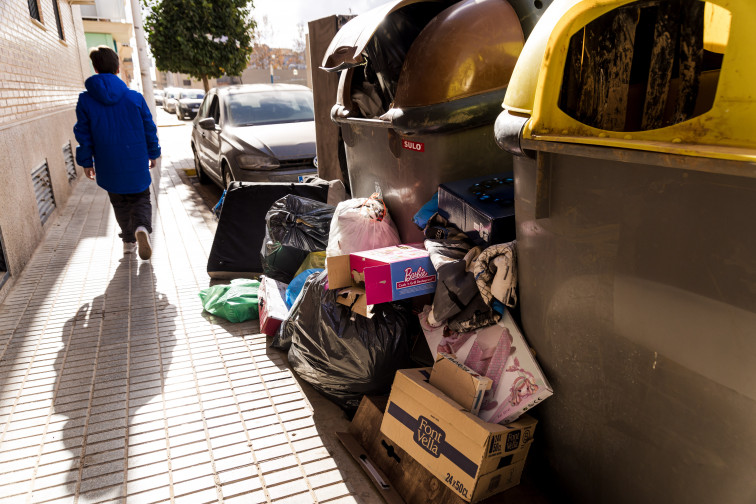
[495,0,756,503]
[321,0,542,242]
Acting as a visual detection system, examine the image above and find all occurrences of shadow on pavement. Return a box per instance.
[54,259,176,501]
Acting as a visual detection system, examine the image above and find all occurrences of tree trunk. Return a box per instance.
[201,74,210,92]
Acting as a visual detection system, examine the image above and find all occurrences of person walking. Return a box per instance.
[73,46,161,260]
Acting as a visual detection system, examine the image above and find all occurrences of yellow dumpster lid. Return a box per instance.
[503,0,756,162]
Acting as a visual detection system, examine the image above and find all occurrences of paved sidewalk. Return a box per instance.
[0,118,380,503]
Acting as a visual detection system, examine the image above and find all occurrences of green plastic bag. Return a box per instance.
[199,279,260,323]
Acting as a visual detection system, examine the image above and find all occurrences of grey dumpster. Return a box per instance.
[495,0,756,503]
[322,0,551,242]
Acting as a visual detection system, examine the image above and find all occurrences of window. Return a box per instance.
[28,0,41,22]
[183,79,191,86]
[0,229,8,291]
[52,0,64,39]
[198,94,213,119]
[209,96,220,124]
[558,0,728,132]
[225,90,314,126]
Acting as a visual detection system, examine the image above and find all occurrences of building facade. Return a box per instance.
[79,0,136,86]
[0,0,91,302]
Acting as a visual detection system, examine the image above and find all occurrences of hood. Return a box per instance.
[85,73,129,105]
[230,121,316,159]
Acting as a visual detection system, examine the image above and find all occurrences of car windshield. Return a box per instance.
[225,90,314,126]
[180,90,204,99]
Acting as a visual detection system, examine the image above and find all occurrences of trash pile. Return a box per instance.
[197,0,556,500]
[199,172,552,502]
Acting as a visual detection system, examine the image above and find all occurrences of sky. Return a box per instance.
[250,0,387,49]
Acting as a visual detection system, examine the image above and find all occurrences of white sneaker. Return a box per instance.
[123,242,137,255]
[135,226,152,260]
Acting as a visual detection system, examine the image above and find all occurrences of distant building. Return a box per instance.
[79,0,136,86]
[0,0,91,302]
[153,44,309,92]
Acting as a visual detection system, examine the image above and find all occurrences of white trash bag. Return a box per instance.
[326,193,401,257]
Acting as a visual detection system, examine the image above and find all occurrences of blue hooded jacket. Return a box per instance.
[73,73,161,194]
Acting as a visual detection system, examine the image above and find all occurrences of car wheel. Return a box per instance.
[194,149,210,185]
[176,108,182,119]
[222,166,234,189]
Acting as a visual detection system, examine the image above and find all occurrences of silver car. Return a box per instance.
[154,89,165,107]
[190,84,317,188]
[176,89,204,120]
[163,88,180,113]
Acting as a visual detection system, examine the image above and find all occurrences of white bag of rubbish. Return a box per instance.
[326,193,401,257]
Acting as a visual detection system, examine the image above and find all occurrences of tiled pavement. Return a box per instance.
[0,114,381,503]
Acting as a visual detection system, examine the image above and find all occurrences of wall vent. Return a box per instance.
[63,142,77,183]
[32,162,56,225]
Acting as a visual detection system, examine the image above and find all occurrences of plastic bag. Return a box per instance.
[261,195,335,283]
[294,251,327,278]
[279,271,415,410]
[326,194,401,257]
[211,189,227,221]
[412,192,438,230]
[198,279,260,323]
[285,268,323,309]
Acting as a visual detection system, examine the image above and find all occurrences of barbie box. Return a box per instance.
[328,244,437,305]
[419,307,552,424]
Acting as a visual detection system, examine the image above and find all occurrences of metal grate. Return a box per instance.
[52,0,64,39]
[278,157,315,169]
[28,0,41,21]
[32,162,56,225]
[63,142,77,183]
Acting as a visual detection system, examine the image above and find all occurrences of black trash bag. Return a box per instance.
[281,271,415,411]
[261,195,335,283]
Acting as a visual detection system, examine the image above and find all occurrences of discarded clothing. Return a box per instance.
[424,216,498,333]
[473,242,517,308]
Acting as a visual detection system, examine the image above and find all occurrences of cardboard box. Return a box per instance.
[381,368,537,502]
[258,276,289,336]
[430,353,492,415]
[438,173,515,246]
[420,308,553,425]
[334,287,374,319]
[327,244,437,306]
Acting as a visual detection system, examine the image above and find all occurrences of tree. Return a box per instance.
[144,0,256,91]
[292,22,306,54]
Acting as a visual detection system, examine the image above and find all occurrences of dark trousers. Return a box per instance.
[108,188,152,243]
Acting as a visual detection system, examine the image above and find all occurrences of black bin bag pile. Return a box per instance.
[276,270,415,411]
[260,195,335,283]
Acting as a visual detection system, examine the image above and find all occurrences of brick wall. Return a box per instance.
[0,0,87,125]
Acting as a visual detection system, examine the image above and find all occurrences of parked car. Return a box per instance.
[176,89,205,120]
[154,89,165,107]
[163,88,180,113]
[191,84,317,188]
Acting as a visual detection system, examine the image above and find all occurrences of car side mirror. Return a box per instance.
[199,118,216,130]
